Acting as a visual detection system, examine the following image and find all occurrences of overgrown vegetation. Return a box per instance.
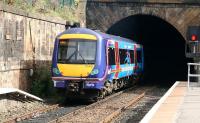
[30,66,66,102]
[30,66,56,98]
[3,0,79,21]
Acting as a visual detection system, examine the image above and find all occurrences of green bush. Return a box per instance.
[30,66,56,98]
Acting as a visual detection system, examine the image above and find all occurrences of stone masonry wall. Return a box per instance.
[0,3,65,91]
[86,1,200,41]
[86,0,200,3]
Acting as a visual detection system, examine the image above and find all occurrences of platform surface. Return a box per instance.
[141,81,200,123]
[176,85,200,123]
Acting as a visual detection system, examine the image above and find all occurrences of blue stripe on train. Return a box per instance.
[118,42,134,49]
[108,64,135,80]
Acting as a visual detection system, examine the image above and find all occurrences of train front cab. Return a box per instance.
[51,33,107,99]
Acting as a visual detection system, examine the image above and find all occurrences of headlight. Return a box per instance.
[53,68,60,75]
[91,69,99,75]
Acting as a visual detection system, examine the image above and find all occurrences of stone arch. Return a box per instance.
[107,14,191,83]
[85,2,200,41]
[84,1,200,83]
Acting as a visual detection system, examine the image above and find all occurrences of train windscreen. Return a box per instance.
[58,39,96,64]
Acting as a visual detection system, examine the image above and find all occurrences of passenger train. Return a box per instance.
[52,27,144,100]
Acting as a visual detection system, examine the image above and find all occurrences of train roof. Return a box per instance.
[58,28,138,44]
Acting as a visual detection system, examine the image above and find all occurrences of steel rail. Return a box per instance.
[99,92,145,123]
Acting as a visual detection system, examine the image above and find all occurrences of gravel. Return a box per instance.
[18,105,84,123]
[112,85,170,123]
[0,84,170,123]
[57,86,149,123]
[0,94,51,123]
[0,91,86,123]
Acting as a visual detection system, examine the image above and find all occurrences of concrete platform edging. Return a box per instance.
[140,81,180,123]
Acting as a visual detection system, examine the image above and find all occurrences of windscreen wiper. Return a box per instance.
[66,50,77,62]
[77,50,87,64]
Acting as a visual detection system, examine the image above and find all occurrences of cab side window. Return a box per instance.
[108,48,115,65]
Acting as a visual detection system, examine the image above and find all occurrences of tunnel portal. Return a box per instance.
[107,14,191,83]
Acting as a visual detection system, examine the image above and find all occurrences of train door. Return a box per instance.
[114,42,120,79]
[134,44,138,70]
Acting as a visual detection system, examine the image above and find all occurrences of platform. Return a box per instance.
[140,81,200,123]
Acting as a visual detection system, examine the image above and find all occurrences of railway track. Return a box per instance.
[1,86,155,123]
[14,88,134,123]
[49,86,153,123]
[3,104,59,123]
[20,87,136,123]
[99,93,145,123]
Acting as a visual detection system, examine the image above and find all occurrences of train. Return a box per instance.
[51,27,144,100]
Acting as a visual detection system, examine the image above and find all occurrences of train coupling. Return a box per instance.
[67,82,79,92]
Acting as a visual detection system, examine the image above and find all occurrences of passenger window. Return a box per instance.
[119,49,134,64]
[108,48,115,65]
[119,49,126,64]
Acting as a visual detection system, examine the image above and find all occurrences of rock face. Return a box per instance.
[0,3,65,90]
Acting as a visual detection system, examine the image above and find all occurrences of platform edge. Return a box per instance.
[140,81,180,123]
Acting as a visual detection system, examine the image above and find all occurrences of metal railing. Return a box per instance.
[187,63,200,88]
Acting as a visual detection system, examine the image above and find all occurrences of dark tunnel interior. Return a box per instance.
[107,14,192,83]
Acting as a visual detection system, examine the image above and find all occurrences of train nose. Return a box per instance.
[57,64,95,77]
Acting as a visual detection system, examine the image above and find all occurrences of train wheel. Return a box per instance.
[98,88,106,99]
[105,81,114,95]
[110,82,114,94]
[113,81,118,91]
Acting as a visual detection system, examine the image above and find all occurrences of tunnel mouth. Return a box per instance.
[107,14,192,83]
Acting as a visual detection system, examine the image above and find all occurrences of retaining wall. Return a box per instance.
[0,3,65,91]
